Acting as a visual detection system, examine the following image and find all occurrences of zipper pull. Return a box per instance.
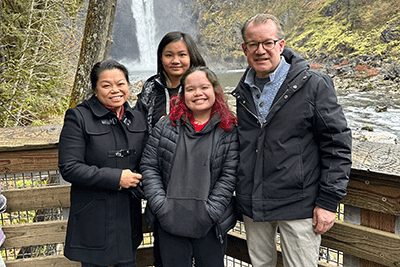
[219,234,224,244]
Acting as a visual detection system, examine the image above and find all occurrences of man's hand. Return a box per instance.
[312,206,336,235]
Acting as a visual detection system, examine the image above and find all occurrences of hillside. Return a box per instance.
[193,0,400,68]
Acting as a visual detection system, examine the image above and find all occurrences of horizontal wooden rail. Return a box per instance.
[2,217,152,248]
[342,169,400,216]
[5,255,80,267]
[3,220,67,248]
[3,168,399,216]
[323,220,400,266]
[3,247,154,267]
[0,147,59,175]
[2,185,71,212]
[0,124,61,153]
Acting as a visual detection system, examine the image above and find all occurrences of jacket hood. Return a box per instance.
[182,113,221,136]
[282,48,310,81]
[150,74,182,93]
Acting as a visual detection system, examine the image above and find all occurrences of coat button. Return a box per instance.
[110,118,118,125]
[303,76,307,79]
[259,102,264,107]
[284,95,288,99]
[293,85,298,90]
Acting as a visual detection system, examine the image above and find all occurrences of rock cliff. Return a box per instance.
[192,0,400,69]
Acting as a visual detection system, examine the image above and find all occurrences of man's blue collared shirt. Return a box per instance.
[244,56,291,124]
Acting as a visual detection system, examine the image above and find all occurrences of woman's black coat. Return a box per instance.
[58,96,147,265]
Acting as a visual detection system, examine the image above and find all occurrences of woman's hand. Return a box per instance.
[119,169,142,189]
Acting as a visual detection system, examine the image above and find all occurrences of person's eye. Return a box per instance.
[248,43,257,48]
[264,41,274,45]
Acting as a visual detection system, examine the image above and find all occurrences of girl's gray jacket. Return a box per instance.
[140,117,239,241]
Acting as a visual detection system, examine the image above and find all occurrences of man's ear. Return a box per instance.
[278,39,285,54]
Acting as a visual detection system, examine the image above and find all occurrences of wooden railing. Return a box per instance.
[0,124,399,267]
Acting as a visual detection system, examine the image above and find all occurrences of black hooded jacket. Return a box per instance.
[140,116,238,240]
[231,48,352,222]
[58,96,147,265]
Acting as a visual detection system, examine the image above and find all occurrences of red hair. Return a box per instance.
[169,67,237,131]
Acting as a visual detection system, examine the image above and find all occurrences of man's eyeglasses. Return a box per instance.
[245,39,280,52]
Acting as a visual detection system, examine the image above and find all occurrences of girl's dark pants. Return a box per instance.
[157,225,227,267]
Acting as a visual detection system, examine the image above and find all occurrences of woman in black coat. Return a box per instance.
[58,59,148,267]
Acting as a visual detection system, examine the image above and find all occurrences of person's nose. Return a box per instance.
[255,43,267,54]
[194,88,202,96]
[111,87,120,93]
[171,55,180,64]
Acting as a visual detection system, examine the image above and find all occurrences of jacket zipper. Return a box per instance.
[238,101,261,125]
[216,224,224,244]
[264,89,289,120]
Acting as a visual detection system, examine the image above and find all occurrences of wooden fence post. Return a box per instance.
[344,205,361,267]
[360,210,395,267]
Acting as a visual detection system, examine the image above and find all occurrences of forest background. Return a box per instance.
[0,0,399,127]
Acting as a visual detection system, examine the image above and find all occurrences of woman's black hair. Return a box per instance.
[90,59,129,92]
[156,32,206,79]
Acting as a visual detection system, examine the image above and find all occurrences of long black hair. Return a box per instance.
[156,32,206,80]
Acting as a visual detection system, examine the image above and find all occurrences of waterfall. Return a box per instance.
[112,0,198,82]
[130,0,157,71]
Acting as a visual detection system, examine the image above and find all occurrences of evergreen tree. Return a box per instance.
[0,0,86,127]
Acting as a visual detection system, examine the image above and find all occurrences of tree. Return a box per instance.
[0,0,86,127]
[69,0,118,108]
[0,0,5,74]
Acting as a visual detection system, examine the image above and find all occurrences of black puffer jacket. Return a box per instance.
[140,116,239,241]
[58,96,147,265]
[231,48,352,222]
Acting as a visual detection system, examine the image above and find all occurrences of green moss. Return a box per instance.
[195,0,400,62]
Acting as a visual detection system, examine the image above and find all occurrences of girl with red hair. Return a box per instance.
[141,66,238,267]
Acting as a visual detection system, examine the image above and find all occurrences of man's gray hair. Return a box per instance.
[241,14,285,42]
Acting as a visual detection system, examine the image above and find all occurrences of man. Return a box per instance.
[231,14,352,267]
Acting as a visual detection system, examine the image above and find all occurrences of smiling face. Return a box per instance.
[184,70,216,122]
[161,40,191,87]
[95,69,129,114]
[242,20,285,78]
